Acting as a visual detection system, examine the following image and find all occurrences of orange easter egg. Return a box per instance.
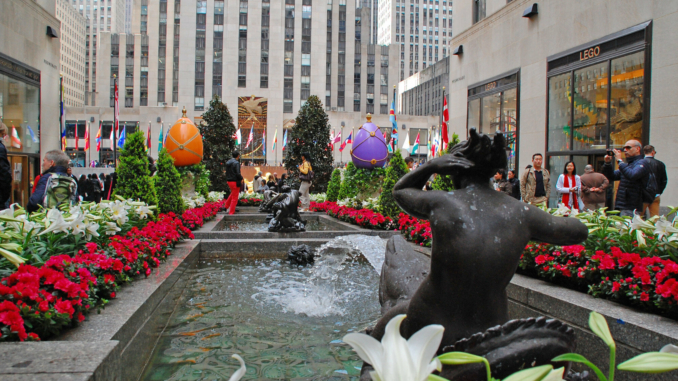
[166,108,203,167]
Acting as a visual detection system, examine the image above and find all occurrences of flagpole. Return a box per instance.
[59,75,63,152]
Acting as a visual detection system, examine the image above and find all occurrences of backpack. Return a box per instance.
[42,174,78,209]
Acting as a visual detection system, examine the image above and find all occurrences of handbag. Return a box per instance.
[299,170,314,182]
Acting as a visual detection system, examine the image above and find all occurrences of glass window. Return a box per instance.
[467,98,480,131]
[547,155,569,207]
[572,61,608,150]
[301,54,311,66]
[609,51,644,148]
[548,72,571,152]
[0,73,40,154]
[502,88,518,169]
[480,92,501,134]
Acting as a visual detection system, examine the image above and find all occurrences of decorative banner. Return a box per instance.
[238,95,268,160]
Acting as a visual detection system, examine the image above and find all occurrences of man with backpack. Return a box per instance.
[27,150,78,213]
[642,145,668,217]
[602,140,650,217]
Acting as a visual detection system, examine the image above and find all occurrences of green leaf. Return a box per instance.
[589,311,616,350]
[437,352,486,365]
[427,375,449,381]
[503,365,553,381]
[552,353,607,381]
[618,352,678,373]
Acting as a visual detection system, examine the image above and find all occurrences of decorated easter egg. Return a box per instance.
[351,114,389,169]
[166,107,204,167]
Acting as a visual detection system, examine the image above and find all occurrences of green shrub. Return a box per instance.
[177,163,211,197]
[326,168,342,202]
[114,131,158,206]
[337,162,358,200]
[155,148,185,215]
[200,96,237,193]
[378,150,409,218]
[432,133,460,192]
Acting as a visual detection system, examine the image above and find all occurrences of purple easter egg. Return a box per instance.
[351,118,389,169]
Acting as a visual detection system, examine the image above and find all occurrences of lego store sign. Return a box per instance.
[579,46,601,61]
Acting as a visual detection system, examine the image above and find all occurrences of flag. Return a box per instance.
[432,135,439,158]
[411,132,420,155]
[95,122,102,151]
[329,130,335,148]
[114,79,119,136]
[26,125,38,143]
[332,131,341,145]
[10,125,21,149]
[61,128,67,151]
[157,123,163,153]
[339,132,352,152]
[272,129,278,151]
[282,129,288,151]
[117,125,126,148]
[401,131,410,153]
[245,123,254,148]
[164,125,169,147]
[427,132,431,157]
[84,122,90,151]
[74,122,79,151]
[262,128,266,156]
[146,122,151,153]
[387,138,394,153]
[390,87,398,149]
[442,92,449,150]
[109,124,115,150]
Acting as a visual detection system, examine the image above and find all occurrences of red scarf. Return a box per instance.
[562,175,578,209]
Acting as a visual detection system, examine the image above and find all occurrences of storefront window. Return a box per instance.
[609,51,644,148]
[547,72,571,152]
[467,72,519,170]
[572,61,608,150]
[0,72,40,155]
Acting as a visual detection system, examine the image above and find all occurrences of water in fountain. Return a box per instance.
[141,235,387,380]
[252,235,387,317]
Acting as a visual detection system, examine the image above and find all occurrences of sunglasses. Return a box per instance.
[622,145,638,151]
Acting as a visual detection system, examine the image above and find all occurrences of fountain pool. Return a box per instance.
[141,236,385,381]
[218,220,334,232]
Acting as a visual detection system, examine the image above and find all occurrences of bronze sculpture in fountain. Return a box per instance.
[363,129,588,380]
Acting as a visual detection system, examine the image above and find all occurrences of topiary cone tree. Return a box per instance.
[115,130,158,206]
[283,95,333,193]
[200,95,237,193]
[155,148,185,215]
[378,150,409,218]
[326,168,342,202]
[432,133,461,192]
[337,162,359,201]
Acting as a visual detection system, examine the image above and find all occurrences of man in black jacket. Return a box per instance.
[642,145,668,217]
[0,123,12,209]
[602,140,649,217]
[224,151,243,214]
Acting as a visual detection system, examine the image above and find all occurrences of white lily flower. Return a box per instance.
[228,354,247,381]
[653,217,678,241]
[70,214,88,236]
[660,344,678,354]
[108,203,129,224]
[135,205,153,219]
[343,314,444,381]
[629,214,655,231]
[85,222,100,240]
[104,221,121,235]
[542,367,566,381]
[39,208,71,236]
[552,204,571,216]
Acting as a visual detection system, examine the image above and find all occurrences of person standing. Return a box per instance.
[520,153,551,206]
[492,169,512,196]
[0,124,12,209]
[602,140,649,217]
[298,153,312,212]
[642,145,667,218]
[556,161,583,210]
[225,151,243,214]
[405,157,414,171]
[27,150,75,213]
[580,165,609,211]
[253,171,262,193]
[508,170,521,200]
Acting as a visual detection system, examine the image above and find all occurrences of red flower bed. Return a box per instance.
[397,213,432,247]
[238,197,262,207]
[520,243,678,317]
[181,200,224,229]
[0,202,221,342]
[310,201,394,230]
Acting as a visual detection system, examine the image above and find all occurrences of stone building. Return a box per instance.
[64,0,438,166]
[447,0,678,207]
[0,0,62,204]
[378,0,453,81]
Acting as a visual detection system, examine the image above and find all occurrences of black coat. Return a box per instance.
[27,165,70,213]
[225,158,243,183]
[0,141,11,207]
[602,155,649,211]
[644,156,668,195]
[509,178,521,200]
